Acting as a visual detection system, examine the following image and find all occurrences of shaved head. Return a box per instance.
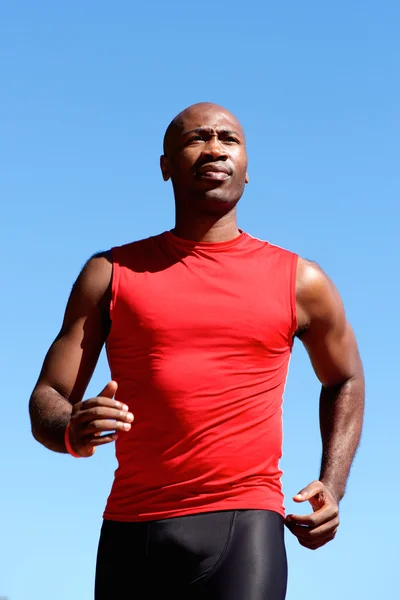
[160,102,249,218]
[163,102,245,155]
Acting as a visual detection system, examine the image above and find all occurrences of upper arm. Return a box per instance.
[295,257,362,387]
[33,251,113,404]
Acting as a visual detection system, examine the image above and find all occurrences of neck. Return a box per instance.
[173,207,240,243]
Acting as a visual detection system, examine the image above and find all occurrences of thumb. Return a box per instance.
[293,481,323,503]
[98,380,118,399]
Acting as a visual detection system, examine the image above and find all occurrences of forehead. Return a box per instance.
[179,106,244,135]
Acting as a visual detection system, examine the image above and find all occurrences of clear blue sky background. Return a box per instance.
[1,2,399,599]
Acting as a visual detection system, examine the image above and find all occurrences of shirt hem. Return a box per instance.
[103,501,285,523]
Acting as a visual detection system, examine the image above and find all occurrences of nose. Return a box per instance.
[201,135,228,161]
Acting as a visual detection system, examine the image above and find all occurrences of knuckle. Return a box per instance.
[72,409,85,422]
[69,423,80,439]
[71,406,80,419]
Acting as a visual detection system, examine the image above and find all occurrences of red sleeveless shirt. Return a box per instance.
[104,231,297,521]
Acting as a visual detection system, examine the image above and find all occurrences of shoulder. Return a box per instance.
[82,250,112,283]
[111,234,162,259]
[296,257,333,300]
[72,251,112,308]
[295,257,344,335]
[246,233,296,257]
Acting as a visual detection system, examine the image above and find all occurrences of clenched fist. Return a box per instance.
[285,481,340,550]
[67,381,134,457]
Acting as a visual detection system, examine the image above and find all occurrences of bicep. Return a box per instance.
[34,253,112,404]
[296,260,362,386]
[300,317,361,387]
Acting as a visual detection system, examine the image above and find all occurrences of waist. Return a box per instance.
[104,423,284,521]
[104,481,285,522]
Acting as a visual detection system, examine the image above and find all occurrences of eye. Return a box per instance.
[186,135,203,144]
[224,136,239,143]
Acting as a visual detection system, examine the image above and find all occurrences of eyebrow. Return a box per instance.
[182,127,242,137]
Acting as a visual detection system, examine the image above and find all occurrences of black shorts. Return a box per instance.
[95,509,287,599]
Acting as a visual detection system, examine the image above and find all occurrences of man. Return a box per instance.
[29,102,364,600]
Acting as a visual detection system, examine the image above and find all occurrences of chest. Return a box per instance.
[112,253,292,353]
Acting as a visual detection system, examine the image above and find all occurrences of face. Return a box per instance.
[160,104,249,214]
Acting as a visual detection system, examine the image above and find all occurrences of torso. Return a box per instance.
[102,231,298,521]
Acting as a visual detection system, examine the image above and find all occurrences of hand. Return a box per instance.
[285,480,339,550]
[68,381,134,457]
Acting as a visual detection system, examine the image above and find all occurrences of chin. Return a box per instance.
[197,190,242,215]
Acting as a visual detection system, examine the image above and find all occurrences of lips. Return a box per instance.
[196,163,231,180]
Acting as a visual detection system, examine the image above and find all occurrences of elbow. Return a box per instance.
[29,413,42,445]
[30,421,43,444]
[28,394,44,444]
[322,366,365,391]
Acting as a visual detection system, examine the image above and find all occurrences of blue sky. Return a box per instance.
[1,2,399,598]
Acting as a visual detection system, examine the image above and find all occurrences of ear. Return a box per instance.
[245,171,249,184]
[160,155,171,182]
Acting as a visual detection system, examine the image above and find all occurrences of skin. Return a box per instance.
[161,102,249,242]
[29,102,364,551]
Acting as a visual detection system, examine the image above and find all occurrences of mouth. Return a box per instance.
[197,171,230,181]
[195,164,232,181]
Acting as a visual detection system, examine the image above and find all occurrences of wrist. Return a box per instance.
[320,478,344,503]
[64,423,82,458]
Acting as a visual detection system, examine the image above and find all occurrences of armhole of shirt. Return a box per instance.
[289,252,299,342]
[109,247,120,322]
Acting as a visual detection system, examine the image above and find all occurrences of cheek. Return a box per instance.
[232,160,248,180]
[182,149,203,167]
[171,152,199,179]
[230,150,247,171]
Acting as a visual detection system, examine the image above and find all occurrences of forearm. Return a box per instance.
[29,384,73,453]
[319,374,365,502]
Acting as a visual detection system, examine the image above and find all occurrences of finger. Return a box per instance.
[75,406,134,424]
[77,431,119,453]
[88,433,119,446]
[293,481,324,503]
[80,397,129,412]
[288,520,339,542]
[98,380,118,399]
[287,503,338,528]
[306,521,339,541]
[82,419,132,434]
